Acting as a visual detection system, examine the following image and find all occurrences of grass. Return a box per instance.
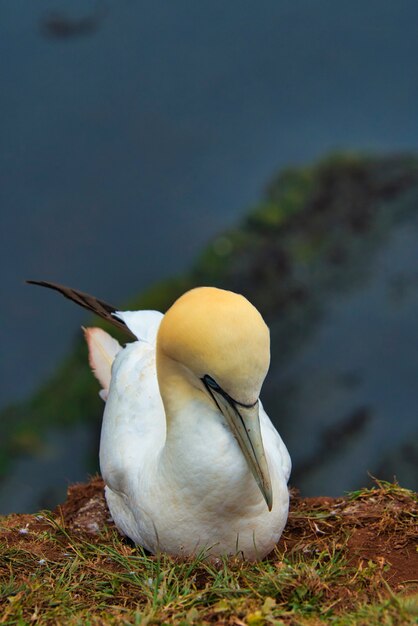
[1,481,417,625]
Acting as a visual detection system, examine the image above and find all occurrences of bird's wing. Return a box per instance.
[27,279,164,343]
[99,340,166,497]
[113,310,164,343]
[82,312,164,399]
[26,280,136,337]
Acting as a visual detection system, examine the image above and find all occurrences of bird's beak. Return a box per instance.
[205,384,273,511]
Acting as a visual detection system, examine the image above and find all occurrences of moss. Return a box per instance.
[248,166,316,232]
[193,228,252,283]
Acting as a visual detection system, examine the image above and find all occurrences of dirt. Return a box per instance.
[278,488,418,592]
[1,478,417,595]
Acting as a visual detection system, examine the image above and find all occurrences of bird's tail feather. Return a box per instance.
[26,279,135,337]
[83,327,122,400]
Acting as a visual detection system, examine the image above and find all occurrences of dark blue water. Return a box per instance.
[1,2,418,420]
[269,206,418,495]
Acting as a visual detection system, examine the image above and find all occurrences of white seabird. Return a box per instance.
[28,281,291,560]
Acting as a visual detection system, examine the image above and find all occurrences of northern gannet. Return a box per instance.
[28,281,291,560]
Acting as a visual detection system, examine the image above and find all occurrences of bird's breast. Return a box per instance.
[156,399,265,518]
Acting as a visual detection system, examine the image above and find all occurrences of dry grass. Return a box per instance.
[0,479,417,625]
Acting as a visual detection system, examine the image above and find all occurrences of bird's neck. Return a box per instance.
[156,352,206,419]
[156,351,253,506]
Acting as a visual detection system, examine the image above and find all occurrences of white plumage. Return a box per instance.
[30,280,291,560]
[85,287,291,560]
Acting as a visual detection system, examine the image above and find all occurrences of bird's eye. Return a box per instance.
[202,374,221,392]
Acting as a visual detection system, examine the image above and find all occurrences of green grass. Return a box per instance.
[1,531,415,625]
[1,481,417,624]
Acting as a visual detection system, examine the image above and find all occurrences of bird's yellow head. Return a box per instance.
[157,286,273,510]
[157,287,270,405]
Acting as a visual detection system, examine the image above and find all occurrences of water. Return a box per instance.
[2,1,418,410]
[2,196,418,512]
[269,211,418,495]
[1,2,418,510]
[0,425,95,512]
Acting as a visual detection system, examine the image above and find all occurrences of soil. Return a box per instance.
[279,489,417,592]
[1,478,417,595]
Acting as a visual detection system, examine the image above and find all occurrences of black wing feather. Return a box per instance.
[26,279,135,337]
